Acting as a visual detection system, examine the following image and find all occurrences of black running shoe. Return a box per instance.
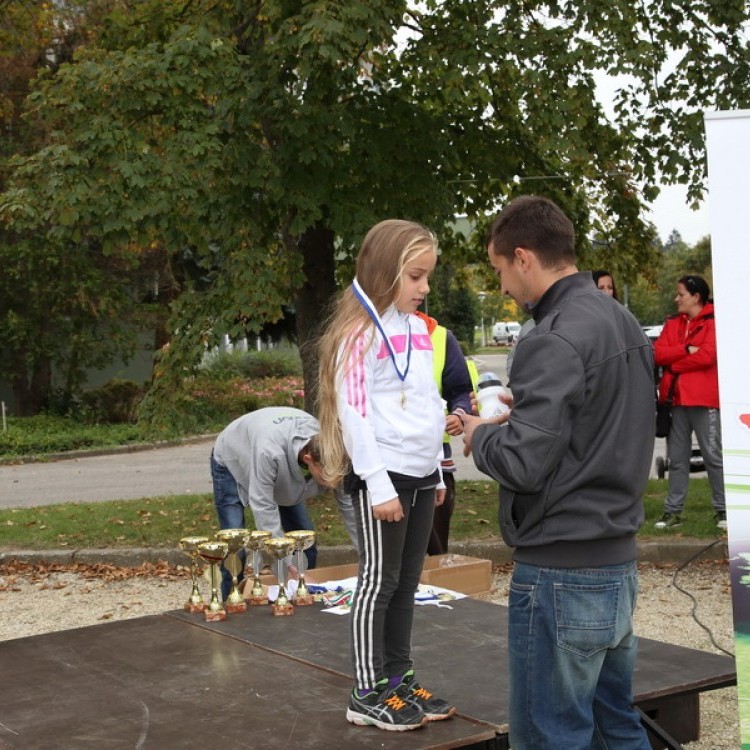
[398,670,456,721]
[346,680,426,731]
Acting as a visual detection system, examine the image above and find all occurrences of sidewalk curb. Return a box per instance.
[0,434,219,466]
[0,539,728,568]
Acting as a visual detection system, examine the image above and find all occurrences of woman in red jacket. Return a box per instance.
[653,275,726,530]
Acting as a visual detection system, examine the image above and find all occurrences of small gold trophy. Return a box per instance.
[285,530,317,605]
[215,528,250,614]
[264,537,296,616]
[179,535,210,613]
[196,539,229,621]
[246,529,273,606]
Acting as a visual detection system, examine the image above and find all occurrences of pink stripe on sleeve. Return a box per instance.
[344,336,367,417]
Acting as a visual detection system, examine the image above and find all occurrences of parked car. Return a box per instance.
[642,324,663,342]
[492,321,522,345]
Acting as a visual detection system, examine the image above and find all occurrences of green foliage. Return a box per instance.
[140,347,305,434]
[628,233,714,325]
[1,0,748,423]
[424,263,479,348]
[81,379,145,424]
[0,349,307,454]
[0,415,146,457]
[200,348,302,381]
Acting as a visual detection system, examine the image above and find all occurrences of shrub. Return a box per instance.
[200,348,302,380]
[82,379,145,424]
[0,414,144,457]
[190,375,304,421]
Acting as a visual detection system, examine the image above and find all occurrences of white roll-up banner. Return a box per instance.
[705,108,750,745]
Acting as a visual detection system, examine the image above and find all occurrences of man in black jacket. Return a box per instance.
[460,196,654,750]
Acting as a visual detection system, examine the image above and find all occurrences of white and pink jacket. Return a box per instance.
[336,305,445,507]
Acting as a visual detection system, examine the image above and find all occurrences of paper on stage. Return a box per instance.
[308,577,467,615]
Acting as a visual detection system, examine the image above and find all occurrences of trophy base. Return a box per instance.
[247,595,268,606]
[184,602,206,613]
[294,593,315,606]
[225,601,247,614]
[204,608,227,622]
[271,602,294,617]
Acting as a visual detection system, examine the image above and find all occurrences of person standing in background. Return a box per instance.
[653,275,726,530]
[414,311,473,556]
[592,269,618,299]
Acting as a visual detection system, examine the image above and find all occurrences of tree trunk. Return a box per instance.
[11,354,52,416]
[294,222,337,415]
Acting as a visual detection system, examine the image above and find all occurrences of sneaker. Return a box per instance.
[716,511,727,531]
[397,670,456,721]
[654,512,682,529]
[346,680,426,731]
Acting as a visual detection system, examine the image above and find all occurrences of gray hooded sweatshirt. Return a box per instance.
[213,407,355,543]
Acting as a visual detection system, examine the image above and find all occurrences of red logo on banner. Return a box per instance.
[740,414,750,429]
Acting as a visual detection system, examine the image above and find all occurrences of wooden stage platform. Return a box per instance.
[0,597,735,749]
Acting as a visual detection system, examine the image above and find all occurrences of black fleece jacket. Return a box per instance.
[472,272,655,567]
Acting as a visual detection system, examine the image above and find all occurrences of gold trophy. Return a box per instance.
[179,535,210,613]
[215,528,250,614]
[285,530,317,605]
[196,539,229,621]
[264,537,296,616]
[246,529,273,606]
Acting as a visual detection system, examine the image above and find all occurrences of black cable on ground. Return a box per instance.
[670,538,734,658]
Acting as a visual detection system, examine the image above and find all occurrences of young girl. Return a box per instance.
[317,219,455,731]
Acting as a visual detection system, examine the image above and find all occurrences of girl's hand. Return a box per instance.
[445,413,464,436]
[372,496,404,523]
[435,488,447,507]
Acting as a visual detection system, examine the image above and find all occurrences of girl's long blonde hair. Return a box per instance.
[316,219,438,486]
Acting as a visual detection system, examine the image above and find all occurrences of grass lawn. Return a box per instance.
[0,477,724,551]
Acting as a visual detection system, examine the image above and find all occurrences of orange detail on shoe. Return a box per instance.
[384,695,407,711]
[413,687,432,699]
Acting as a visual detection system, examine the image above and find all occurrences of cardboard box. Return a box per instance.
[305,563,358,585]
[420,554,493,596]
[304,554,493,597]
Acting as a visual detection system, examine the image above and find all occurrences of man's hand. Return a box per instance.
[458,408,510,457]
[372,496,404,522]
[435,488,447,507]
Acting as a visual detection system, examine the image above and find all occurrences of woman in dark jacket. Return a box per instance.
[653,275,725,530]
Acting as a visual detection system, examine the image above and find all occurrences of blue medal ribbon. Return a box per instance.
[351,278,412,398]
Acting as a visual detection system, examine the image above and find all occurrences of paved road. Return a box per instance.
[0,352,672,509]
[1,438,216,509]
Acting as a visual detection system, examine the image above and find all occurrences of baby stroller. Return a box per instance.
[654,443,705,479]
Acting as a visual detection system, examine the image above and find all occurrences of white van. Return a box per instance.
[492,321,522,345]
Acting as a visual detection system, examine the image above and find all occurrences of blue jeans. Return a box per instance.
[507,561,650,750]
[210,452,318,600]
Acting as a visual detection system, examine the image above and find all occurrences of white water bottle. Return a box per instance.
[476,372,509,418]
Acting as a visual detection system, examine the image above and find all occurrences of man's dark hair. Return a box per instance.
[487,196,575,269]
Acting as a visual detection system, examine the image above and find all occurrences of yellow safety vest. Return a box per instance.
[431,325,448,391]
[465,357,479,395]
[429,326,451,444]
